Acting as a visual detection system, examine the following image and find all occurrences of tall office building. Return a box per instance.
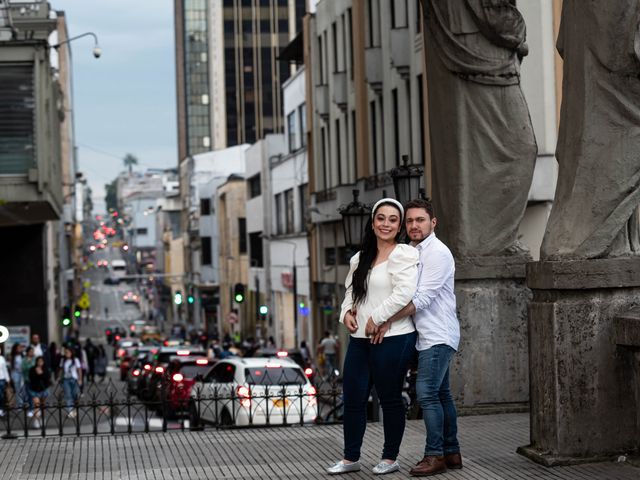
[175,0,306,161]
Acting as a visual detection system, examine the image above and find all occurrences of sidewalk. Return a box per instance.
[1,413,638,480]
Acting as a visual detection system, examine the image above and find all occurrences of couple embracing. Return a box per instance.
[328,198,461,477]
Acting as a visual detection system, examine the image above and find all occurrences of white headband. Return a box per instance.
[371,198,404,221]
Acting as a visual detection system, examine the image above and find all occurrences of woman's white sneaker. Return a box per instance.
[327,461,361,474]
[372,461,399,475]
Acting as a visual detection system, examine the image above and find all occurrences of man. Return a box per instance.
[317,331,339,377]
[30,334,49,371]
[374,198,461,476]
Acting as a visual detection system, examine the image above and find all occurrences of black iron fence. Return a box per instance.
[0,372,346,439]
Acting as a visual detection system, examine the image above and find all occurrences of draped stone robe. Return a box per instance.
[423,0,537,258]
[541,0,640,260]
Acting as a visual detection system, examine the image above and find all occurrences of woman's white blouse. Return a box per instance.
[339,244,419,338]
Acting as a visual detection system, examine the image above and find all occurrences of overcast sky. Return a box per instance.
[55,0,177,213]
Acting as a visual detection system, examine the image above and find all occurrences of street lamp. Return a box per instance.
[338,189,371,249]
[389,154,424,205]
[51,31,102,58]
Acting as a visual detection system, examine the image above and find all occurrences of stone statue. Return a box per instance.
[540,1,640,260]
[422,0,537,258]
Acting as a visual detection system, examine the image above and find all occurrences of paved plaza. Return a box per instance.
[0,413,638,480]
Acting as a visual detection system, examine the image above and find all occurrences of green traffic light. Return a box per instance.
[174,293,183,305]
[74,310,81,317]
[235,293,244,303]
[62,318,71,326]
[259,305,268,315]
[187,295,195,304]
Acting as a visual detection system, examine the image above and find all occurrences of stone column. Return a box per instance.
[519,258,640,465]
[451,256,531,412]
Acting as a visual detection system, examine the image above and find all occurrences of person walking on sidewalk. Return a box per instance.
[59,346,83,417]
[327,198,419,476]
[10,343,25,408]
[317,331,339,378]
[28,356,50,427]
[374,198,462,476]
[0,345,10,417]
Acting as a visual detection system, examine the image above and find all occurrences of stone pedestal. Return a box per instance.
[451,255,531,412]
[519,258,640,466]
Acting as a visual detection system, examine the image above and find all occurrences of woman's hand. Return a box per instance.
[344,310,358,333]
[370,322,391,344]
[364,317,377,336]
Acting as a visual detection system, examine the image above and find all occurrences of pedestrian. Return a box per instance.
[373,198,462,476]
[59,346,83,417]
[22,346,36,415]
[30,334,49,371]
[300,340,312,367]
[317,331,339,378]
[0,345,10,416]
[48,342,60,381]
[94,345,108,382]
[327,198,419,475]
[10,343,25,408]
[84,339,97,383]
[266,336,276,348]
[28,356,50,427]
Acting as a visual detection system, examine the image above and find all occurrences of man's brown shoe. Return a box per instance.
[445,453,462,469]
[409,456,447,476]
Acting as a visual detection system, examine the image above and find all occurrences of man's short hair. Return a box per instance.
[404,198,435,219]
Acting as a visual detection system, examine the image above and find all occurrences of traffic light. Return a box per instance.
[62,306,72,327]
[74,306,81,318]
[187,294,195,304]
[259,305,268,317]
[234,283,245,303]
[174,291,183,305]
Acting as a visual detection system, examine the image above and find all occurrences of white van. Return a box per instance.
[111,259,127,279]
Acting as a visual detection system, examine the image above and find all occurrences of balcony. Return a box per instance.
[315,84,329,120]
[365,47,383,94]
[332,71,348,112]
[390,28,411,78]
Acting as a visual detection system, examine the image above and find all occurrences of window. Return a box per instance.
[299,184,308,230]
[298,104,307,147]
[324,246,356,266]
[135,228,148,235]
[418,74,425,166]
[284,189,294,234]
[249,232,263,267]
[287,111,297,152]
[392,88,400,166]
[200,198,211,216]
[201,236,212,265]
[275,193,284,234]
[239,218,247,254]
[248,173,261,198]
[335,117,342,184]
[370,100,378,174]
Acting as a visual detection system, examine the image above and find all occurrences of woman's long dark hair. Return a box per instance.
[351,202,403,306]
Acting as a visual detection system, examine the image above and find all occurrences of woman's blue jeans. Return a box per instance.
[416,344,460,457]
[63,378,79,412]
[342,332,417,462]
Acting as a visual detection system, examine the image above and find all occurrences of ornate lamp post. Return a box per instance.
[389,154,424,205]
[338,189,371,250]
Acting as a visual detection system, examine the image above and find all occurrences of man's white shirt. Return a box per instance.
[412,233,460,351]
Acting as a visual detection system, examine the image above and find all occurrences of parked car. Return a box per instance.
[253,348,315,382]
[140,345,207,403]
[189,357,317,427]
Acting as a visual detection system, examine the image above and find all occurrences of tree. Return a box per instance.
[123,153,138,175]
[105,179,118,212]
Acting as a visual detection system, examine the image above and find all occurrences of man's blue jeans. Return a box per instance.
[416,344,460,457]
[342,332,417,462]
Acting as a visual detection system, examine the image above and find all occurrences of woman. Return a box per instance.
[10,343,24,408]
[22,346,36,415]
[28,356,50,427]
[59,346,83,417]
[327,198,419,475]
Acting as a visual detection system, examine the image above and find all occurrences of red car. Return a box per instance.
[159,356,214,417]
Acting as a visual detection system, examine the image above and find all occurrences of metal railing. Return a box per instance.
[0,370,346,439]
